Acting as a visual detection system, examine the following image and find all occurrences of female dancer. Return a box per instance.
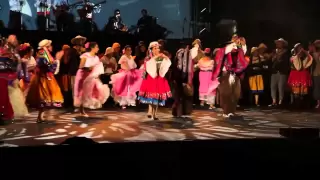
[197,48,219,109]
[247,47,265,106]
[288,43,313,104]
[26,39,64,123]
[138,42,172,120]
[19,44,36,96]
[74,42,109,116]
[7,43,30,118]
[110,45,143,109]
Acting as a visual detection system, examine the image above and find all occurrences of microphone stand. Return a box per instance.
[182,17,186,39]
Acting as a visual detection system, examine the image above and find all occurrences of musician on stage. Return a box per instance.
[8,0,24,30]
[106,9,127,33]
[34,0,52,30]
[52,0,69,32]
[137,9,154,30]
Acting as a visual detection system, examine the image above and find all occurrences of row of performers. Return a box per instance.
[0,20,249,124]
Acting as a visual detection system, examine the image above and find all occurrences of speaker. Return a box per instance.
[279,128,319,139]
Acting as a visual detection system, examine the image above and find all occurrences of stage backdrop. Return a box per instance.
[0,0,191,39]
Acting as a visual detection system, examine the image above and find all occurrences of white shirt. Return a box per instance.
[9,0,22,12]
[53,0,67,8]
[190,46,199,59]
[119,55,137,70]
[34,0,52,12]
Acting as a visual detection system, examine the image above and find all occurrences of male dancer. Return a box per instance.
[172,41,194,120]
[191,39,204,105]
[211,20,248,118]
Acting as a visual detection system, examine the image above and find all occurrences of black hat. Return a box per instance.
[216,19,237,46]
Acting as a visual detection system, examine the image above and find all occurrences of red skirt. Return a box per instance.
[138,74,171,106]
[288,69,312,87]
[0,72,16,120]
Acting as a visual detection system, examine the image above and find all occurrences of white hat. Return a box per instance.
[293,43,301,48]
[251,47,258,54]
[104,47,114,55]
[71,35,87,45]
[274,38,288,46]
[148,41,159,49]
[38,39,52,49]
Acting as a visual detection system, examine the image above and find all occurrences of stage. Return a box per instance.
[1,107,320,147]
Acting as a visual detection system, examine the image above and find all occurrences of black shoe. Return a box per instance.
[147,115,152,118]
[36,119,46,124]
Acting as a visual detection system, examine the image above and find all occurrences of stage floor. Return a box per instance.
[1,107,320,147]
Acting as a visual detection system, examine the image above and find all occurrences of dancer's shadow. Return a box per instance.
[73,116,108,125]
[142,117,194,129]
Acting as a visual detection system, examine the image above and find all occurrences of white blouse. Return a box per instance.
[119,55,137,70]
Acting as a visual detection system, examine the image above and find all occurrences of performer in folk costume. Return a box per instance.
[311,40,320,109]
[212,20,249,118]
[138,42,172,120]
[288,43,313,104]
[247,46,267,106]
[190,39,205,105]
[19,44,37,97]
[26,39,64,123]
[74,42,110,116]
[110,45,143,109]
[100,47,118,85]
[0,35,19,124]
[197,48,219,109]
[171,42,194,119]
[269,38,290,107]
[8,43,31,118]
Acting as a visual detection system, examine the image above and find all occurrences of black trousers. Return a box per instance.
[56,12,72,32]
[218,73,241,114]
[36,15,47,30]
[172,81,193,117]
[8,11,21,30]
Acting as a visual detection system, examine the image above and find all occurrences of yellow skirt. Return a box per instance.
[249,75,264,93]
[26,73,64,108]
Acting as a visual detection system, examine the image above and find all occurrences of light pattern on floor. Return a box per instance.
[1,108,320,147]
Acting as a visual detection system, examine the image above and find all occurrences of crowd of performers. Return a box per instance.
[1,19,320,125]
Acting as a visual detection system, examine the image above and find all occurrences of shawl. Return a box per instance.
[176,47,193,83]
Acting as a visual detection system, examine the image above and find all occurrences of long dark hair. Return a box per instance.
[18,45,32,58]
[86,42,98,52]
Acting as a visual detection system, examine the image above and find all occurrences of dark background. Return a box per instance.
[192,0,320,49]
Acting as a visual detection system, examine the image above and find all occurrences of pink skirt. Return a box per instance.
[110,69,143,98]
[199,71,219,97]
[73,69,90,107]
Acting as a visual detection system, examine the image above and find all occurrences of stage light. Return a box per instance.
[199,28,206,34]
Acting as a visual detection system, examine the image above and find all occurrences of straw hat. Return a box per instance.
[274,38,288,46]
[38,39,52,49]
[251,47,258,54]
[293,43,301,49]
[104,47,113,55]
[112,42,120,49]
[314,40,320,48]
[149,41,159,49]
[62,44,70,50]
[257,43,267,50]
[71,35,86,45]
[192,39,201,46]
